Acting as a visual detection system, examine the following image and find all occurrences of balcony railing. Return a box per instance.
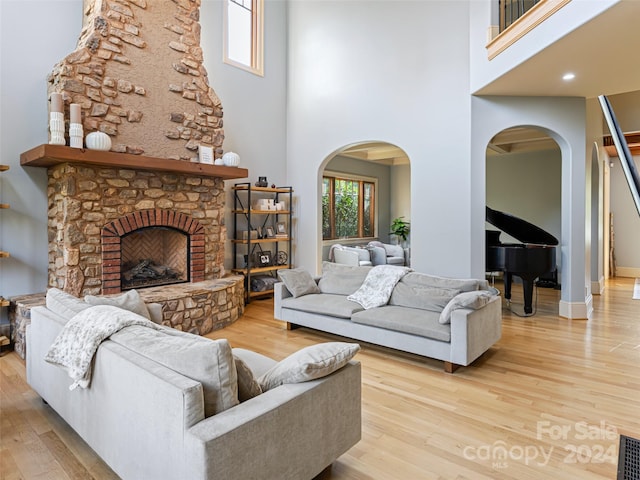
[500,0,541,32]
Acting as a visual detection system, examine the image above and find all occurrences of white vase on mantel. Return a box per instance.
[222,151,240,167]
[85,131,112,151]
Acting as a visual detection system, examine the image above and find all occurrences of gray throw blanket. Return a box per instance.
[45,305,161,390]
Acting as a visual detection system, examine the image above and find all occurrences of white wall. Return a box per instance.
[0,1,81,300]
[201,0,288,271]
[607,92,640,273]
[390,163,411,236]
[486,148,562,253]
[287,0,473,276]
[609,153,640,271]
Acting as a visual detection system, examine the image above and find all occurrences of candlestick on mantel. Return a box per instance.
[70,103,81,124]
[50,93,63,114]
[69,103,83,148]
[49,93,65,145]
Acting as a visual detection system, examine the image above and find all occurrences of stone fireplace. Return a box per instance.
[13,0,253,340]
[22,152,248,336]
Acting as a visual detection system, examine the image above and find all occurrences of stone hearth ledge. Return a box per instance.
[9,277,245,359]
[136,277,245,335]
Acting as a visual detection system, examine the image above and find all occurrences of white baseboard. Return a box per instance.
[615,266,640,278]
[559,296,591,320]
[591,277,605,295]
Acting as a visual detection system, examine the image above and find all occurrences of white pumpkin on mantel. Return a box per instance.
[85,131,112,151]
[222,151,240,167]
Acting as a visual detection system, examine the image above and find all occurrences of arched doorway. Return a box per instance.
[318,141,411,263]
[485,126,562,314]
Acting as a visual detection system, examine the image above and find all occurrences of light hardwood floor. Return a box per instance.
[1,277,639,479]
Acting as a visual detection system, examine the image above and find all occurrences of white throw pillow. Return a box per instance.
[85,289,151,320]
[439,290,496,324]
[277,268,320,298]
[258,342,360,391]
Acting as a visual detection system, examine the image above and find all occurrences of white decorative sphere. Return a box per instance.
[85,131,112,151]
[222,151,240,167]
[214,158,225,165]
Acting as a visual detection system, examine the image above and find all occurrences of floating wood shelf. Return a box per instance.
[20,144,249,180]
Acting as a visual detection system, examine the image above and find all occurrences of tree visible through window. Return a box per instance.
[323,175,375,240]
[224,0,264,76]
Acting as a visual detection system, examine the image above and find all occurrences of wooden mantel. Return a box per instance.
[20,144,249,180]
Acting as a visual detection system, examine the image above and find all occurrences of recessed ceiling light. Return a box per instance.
[563,73,575,81]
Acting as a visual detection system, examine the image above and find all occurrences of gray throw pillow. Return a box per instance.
[258,342,360,391]
[318,261,371,295]
[85,289,151,320]
[439,290,496,324]
[234,355,263,402]
[277,268,320,298]
[46,288,91,319]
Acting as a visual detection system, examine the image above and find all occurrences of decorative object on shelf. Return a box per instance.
[85,131,112,151]
[390,216,410,243]
[255,198,276,211]
[198,145,214,164]
[214,158,225,165]
[276,222,287,236]
[222,151,240,167]
[49,93,65,146]
[271,183,276,188]
[255,250,272,267]
[265,226,275,238]
[276,251,288,265]
[256,176,269,187]
[69,103,83,149]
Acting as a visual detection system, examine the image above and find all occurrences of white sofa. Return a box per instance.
[27,289,361,480]
[275,263,502,373]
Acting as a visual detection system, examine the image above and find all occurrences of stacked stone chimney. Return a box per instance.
[47,0,224,160]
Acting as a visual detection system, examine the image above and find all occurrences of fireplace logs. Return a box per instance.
[122,259,183,289]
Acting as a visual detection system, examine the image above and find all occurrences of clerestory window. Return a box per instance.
[224,0,264,76]
[322,174,376,240]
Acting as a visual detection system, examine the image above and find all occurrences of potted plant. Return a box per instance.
[390,216,410,244]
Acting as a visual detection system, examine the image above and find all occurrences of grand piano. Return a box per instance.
[486,206,558,315]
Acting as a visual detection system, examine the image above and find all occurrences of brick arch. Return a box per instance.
[101,209,205,294]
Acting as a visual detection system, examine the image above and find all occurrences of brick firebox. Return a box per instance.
[101,209,206,294]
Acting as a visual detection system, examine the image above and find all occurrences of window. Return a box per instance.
[322,174,376,240]
[224,0,264,76]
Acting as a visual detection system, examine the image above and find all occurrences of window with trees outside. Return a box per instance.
[224,0,264,76]
[322,174,376,240]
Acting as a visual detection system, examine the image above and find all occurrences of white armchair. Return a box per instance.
[331,245,373,266]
